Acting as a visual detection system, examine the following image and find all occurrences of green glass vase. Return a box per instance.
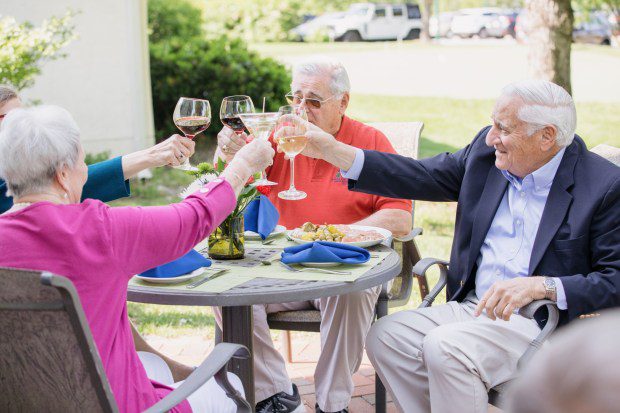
[208,215,245,260]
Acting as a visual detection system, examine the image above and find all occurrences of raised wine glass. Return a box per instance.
[238,112,280,186]
[220,95,254,138]
[173,97,211,170]
[275,105,308,200]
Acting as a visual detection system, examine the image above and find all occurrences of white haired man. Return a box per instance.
[215,59,412,413]
[293,79,620,412]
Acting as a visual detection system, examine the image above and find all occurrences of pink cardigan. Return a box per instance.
[0,179,236,413]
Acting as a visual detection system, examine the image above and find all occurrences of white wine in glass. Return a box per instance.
[238,112,280,186]
[275,105,308,200]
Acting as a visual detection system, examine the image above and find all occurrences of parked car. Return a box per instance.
[485,10,519,38]
[450,8,504,38]
[515,9,612,46]
[291,3,422,42]
[573,11,612,45]
[430,12,456,38]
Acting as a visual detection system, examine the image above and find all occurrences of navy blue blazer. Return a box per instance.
[0,156,130,214]
[349,126,620,326]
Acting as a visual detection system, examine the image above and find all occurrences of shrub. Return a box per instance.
[148,0,291,140]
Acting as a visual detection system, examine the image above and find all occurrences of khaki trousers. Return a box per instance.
[214,286,380,412]
[365,292,541,413]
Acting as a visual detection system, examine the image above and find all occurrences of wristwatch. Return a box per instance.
[543,277,556,300]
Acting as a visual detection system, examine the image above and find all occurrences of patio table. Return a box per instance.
[127,237,401,410]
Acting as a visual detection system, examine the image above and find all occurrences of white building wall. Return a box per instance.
[2,0,155,157]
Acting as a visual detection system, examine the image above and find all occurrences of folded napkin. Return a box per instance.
[281,241,370,264]
[243,195,280,240]
[139,249,211,278]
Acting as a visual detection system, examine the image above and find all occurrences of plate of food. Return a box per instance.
[288,222,391,248]
[244,225,287,241]
[134,267,207,285]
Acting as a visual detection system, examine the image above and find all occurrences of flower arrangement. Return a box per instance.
[182,159,270,259]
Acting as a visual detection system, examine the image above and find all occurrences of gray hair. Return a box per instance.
[292,57,351,95]
[501,80,577,147]
[0,105,81,198]
[0,84,18,106]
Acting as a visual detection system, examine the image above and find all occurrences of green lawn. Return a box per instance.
[126,93,619,337]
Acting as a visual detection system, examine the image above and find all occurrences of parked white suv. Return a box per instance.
[450,8,504,38]
[292,3,422,42]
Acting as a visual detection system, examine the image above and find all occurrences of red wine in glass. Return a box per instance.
[172,97,211,170]
[220,96,254,138]
[174,116,211,138]
[221,116,246,134]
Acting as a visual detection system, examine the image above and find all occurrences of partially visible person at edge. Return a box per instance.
[210,58,412,413]
[0,84,197,378]
[0,105,275,412]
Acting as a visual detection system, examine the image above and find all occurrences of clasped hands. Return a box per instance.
[474,276,548,321]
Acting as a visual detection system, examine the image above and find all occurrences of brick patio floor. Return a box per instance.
[146,332,501,413]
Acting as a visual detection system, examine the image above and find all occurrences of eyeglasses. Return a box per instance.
[285,93,338,109]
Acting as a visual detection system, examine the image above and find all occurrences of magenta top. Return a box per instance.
[0,179,236,413]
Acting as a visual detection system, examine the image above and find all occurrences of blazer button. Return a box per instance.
[460,280,464,287]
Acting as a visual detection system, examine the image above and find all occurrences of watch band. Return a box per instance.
[543,277,556,300]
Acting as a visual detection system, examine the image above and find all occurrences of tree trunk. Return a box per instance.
[526,0,574,94]
[421,0,434,41]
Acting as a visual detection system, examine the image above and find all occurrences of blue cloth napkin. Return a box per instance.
[243,195,280,240]
[281,241,370,264]
[139,249,211,278]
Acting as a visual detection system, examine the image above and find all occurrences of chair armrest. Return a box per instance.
[393,227,423,243]
[413,258,449,308]
[144,343,251,413]
[516,300,560,368]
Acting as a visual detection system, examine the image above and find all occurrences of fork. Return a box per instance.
[279,261,351,275]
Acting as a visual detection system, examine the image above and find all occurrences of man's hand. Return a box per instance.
[475,276,547,321]
[217,127,248,162]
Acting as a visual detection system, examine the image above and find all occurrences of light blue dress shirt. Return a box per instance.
[341,147,567,310]
[475,148,567,309]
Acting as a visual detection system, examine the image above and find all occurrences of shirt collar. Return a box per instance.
[335,115,353,145]
[501,148,566,190]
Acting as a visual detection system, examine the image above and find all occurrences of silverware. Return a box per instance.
[261,253,281,265]
[279,261,351,275]
[186,268,229,289]
[262,238,276,245]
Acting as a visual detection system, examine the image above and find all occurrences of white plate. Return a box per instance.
[287,225,392,248]
[244,225,287,241]
[134,267,207,285]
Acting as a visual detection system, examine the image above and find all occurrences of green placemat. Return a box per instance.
[129,270,255,293]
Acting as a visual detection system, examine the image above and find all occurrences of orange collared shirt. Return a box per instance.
[266,115,412,229]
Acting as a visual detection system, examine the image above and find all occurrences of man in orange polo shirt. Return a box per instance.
[215,58,412,413]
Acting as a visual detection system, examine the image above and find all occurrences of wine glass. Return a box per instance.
[173,97,211,170]
[238,112,280,186]
[275,105,308,200]
[220,95,254,138]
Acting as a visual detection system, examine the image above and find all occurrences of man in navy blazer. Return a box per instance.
[290,80,620,412]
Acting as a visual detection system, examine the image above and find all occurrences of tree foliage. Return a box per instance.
[147,0,291,140]
[0,11,75,90]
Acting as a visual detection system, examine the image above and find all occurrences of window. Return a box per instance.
[392,6,404,17]
[374,7,386,18]
[406,4,421,19]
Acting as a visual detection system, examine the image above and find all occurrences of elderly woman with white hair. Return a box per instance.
[0,105,275,413]
[0,84,196,214]
[296,79,620,413]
